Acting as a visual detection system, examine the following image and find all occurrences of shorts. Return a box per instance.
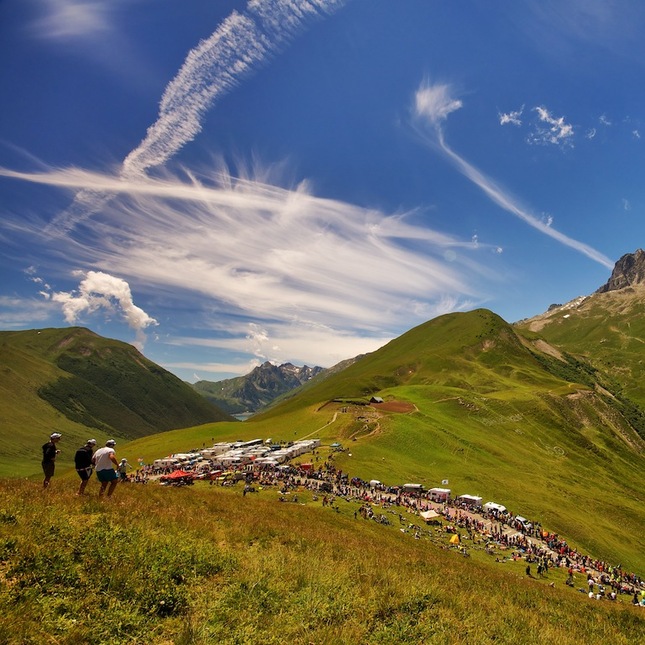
[42,461,55,478]
[76,467,93,481]
[96,468,118,483]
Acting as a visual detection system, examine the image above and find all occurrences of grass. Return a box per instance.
[0,478,642,644]
[518,286,645,408]
[2,308,645,641]
[0,327,230,477]
[112,374,645,573]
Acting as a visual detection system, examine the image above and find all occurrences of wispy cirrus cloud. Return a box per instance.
[30,0,114,41]
[414,83,463,125]
[498,103,574,147]
[47,0,350,234]
[0,160,489,368]
[503,105,642,147]
[413,80,613,270]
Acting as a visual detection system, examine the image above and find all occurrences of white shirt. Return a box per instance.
[93,447,116,470]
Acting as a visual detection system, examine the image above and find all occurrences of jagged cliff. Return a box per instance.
[596,248,645,293]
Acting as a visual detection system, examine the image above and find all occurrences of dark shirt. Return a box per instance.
[42,441,57,464]
[74,445,93,469]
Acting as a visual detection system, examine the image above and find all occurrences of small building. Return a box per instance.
[370,396,384,404]
[428,487,451,503]
[483,502,507,514]
[457,494,482,507]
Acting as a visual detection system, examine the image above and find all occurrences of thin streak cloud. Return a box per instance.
[412,81,613,270]
[47,0,349,233]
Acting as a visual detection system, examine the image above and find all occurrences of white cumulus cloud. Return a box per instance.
[51,270,157,347]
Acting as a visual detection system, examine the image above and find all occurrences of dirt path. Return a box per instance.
[297,411,338,441]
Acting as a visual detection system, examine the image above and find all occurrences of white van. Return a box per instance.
[515,516,532,532]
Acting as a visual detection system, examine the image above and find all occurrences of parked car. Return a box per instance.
[515,516,532,532]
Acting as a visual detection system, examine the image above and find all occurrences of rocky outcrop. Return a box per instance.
[192,361,325,414]
[596,249,645,293]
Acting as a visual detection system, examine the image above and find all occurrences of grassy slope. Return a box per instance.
[121,310,645,574]
[0,328,231,477]
[3,309,645,642]
[517,286,645,407]
[0,478,642,645]
[0,340,103,478]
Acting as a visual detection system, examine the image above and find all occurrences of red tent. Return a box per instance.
[161,469,193,481]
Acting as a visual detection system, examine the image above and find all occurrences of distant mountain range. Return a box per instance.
[190,361,326,415]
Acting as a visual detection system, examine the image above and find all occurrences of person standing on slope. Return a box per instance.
[92,439,119,498]
[42,432,62,489]
[74,439,97,496]
[118,458,131,481]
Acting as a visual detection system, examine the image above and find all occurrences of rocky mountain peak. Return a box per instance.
[596,249,645,294]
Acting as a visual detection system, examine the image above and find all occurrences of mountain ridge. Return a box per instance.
[596,248,645,293]
[0,326,233,475]
[191,360,324,415]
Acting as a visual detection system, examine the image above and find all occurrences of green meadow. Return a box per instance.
[0,478,642,645]
[2,308,644,642]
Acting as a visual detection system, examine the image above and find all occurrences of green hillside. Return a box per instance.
[0,327,232,476]
[218,309,642,573]
[2,310,645,642]
[0,478,642,644]
[253,308,598,419]
[517,285,645,408]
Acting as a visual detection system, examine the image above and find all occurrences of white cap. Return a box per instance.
[106,439,116,446]
[50,432,62,439]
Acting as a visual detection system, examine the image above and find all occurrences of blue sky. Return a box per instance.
[1,0,644,382]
